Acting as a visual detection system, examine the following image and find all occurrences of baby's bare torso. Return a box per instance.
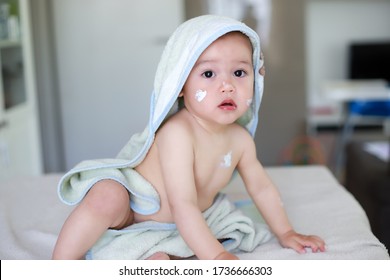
[134,110,246,223]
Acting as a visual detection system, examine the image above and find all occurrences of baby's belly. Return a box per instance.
[132,189,219,224]
[133,156,229,224]
[133,195,175,224]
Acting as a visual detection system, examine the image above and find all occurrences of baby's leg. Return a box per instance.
[52,179,133,259]
[146,252,171,260]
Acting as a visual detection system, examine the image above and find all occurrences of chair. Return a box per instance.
[335,100,390,180]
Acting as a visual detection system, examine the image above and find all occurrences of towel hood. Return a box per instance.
[117,15,264,166]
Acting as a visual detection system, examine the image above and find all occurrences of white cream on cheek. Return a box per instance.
[195,89,207,102]
[246,98,253,107]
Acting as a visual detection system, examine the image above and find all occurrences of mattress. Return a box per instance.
[0,165,388,259]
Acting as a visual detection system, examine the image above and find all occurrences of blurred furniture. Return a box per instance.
[345,140,390,250]
[278,135,326,166]
[335,99,390,178]
[0,0,43,182]
[320,79,390,179]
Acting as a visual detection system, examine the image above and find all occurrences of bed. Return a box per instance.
[0,165,388,260]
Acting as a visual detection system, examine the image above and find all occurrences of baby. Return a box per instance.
[53,15,325,260]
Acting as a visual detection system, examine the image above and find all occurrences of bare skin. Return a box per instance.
[52,33,325,260]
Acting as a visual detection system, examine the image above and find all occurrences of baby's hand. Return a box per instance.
[278,230,325,254]
[213,251,239,260]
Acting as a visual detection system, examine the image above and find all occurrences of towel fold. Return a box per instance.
[58,160,160,215]
[86,193,272,260]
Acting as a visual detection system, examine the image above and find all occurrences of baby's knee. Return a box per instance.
[85,179,130,217]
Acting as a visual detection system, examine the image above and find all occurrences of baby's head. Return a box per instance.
[151,15,263,136]
[178,31,255,126]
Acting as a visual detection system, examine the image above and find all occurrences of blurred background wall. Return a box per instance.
[30,0,390,173]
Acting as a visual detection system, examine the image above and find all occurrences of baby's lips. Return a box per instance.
[218,99,237,110]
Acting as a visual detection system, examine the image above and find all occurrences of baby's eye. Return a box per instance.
[202,71,215,78]
[234,70,246,77]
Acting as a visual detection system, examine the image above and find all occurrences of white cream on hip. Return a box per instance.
[220,151,232,168]
[195,89,207,102]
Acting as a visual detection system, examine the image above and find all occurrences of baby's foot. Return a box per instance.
[146,252,170,260]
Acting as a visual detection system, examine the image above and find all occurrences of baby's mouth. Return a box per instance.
[218,99,237,110]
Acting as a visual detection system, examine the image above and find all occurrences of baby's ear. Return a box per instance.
[178,91,184,97]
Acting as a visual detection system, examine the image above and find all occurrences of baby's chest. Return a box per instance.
[195,145,237,167]
[193,148,238,188]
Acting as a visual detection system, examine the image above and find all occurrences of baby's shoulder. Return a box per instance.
[229,123,253,140]
[156,110,193,139]
[228,124,256,154]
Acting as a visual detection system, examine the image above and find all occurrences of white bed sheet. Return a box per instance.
[0,165,388,260]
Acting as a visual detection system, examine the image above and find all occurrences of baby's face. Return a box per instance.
[180,32,254,127]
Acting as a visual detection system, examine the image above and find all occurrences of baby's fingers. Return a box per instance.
[284,239,306,254]
[214,251,239,260]
[300,235,326,253]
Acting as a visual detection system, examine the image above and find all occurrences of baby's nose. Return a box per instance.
[221,81,234,93]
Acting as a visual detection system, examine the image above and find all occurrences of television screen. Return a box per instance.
[349,41,390,84]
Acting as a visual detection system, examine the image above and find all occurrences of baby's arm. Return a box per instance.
[237,133,325,253]
[156,121,237,260]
